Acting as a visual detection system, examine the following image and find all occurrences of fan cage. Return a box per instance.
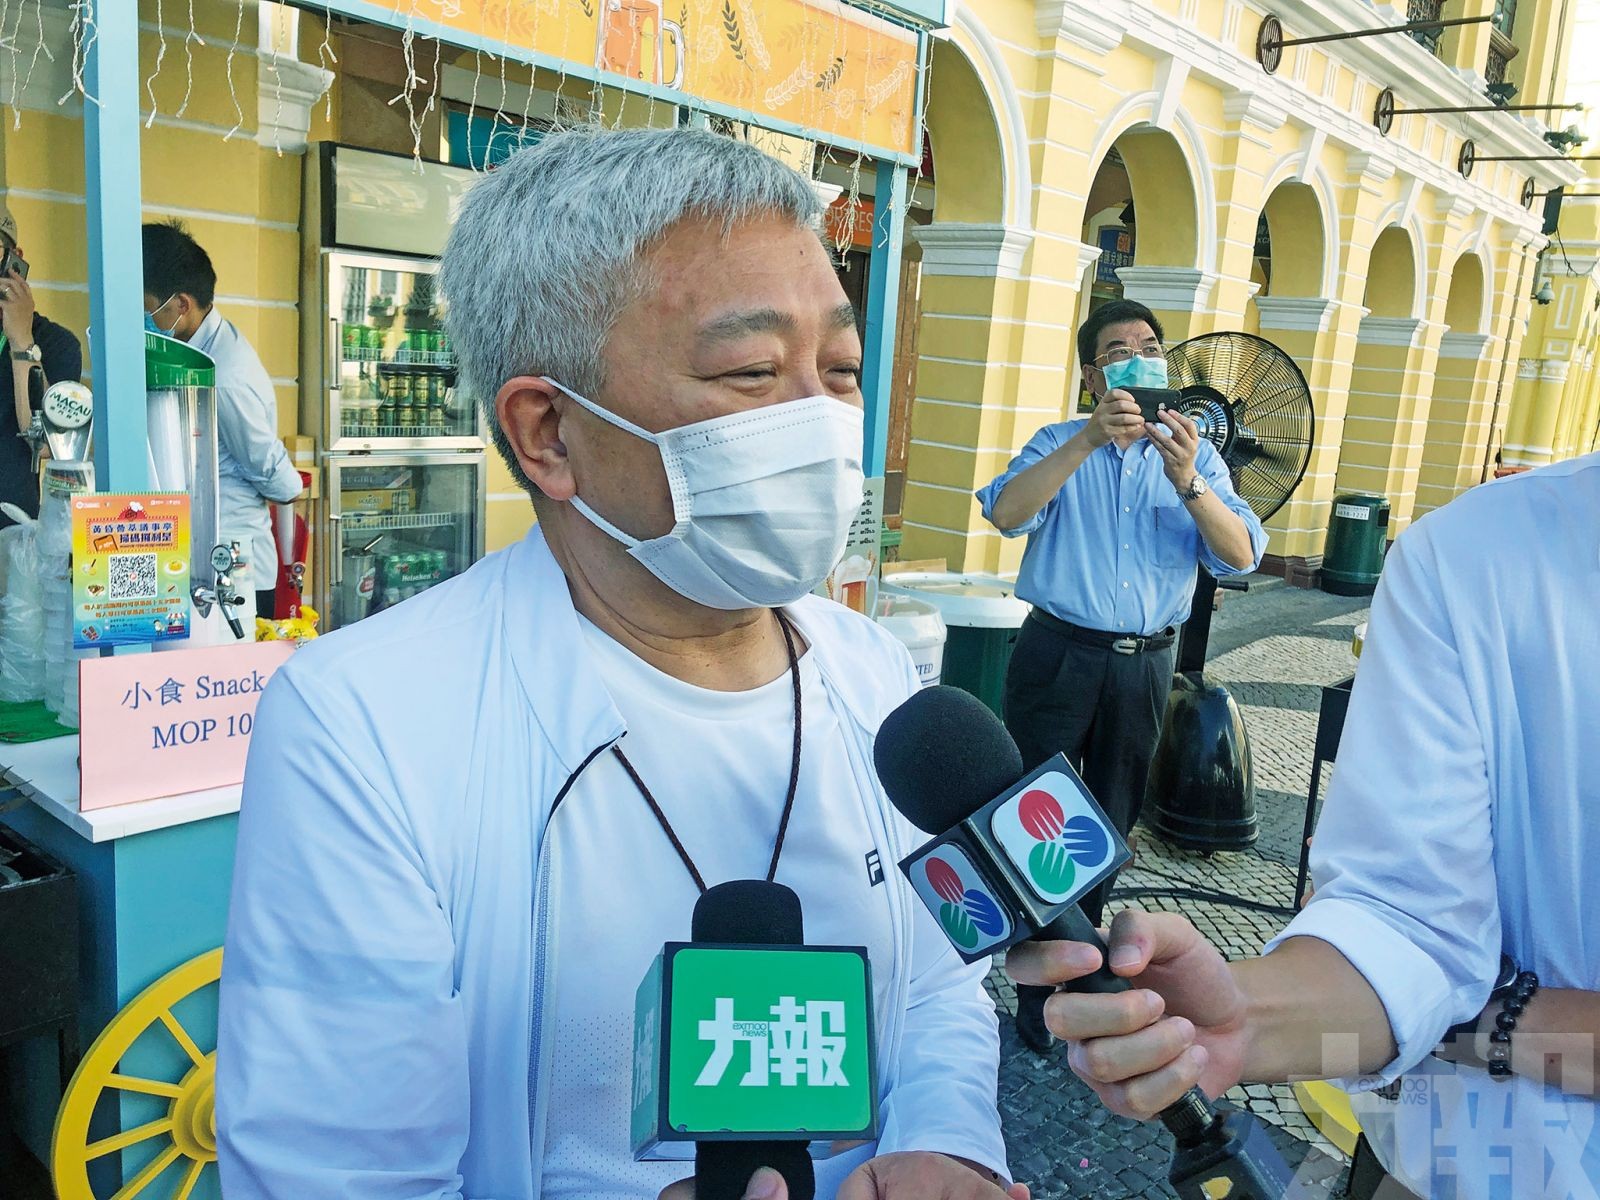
[1164,332,1315,524]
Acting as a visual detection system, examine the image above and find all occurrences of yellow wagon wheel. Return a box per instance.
[52,948,222,1200]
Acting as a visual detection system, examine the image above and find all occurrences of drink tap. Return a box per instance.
[18,412,47,473]
[192,542,249,640]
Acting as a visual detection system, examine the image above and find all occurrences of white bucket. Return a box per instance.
[876,595,947,689]
[878,570,1029,629]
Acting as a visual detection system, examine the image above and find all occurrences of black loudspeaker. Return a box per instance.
[1544,187,1565,236]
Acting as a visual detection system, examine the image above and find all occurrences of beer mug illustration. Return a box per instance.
[596,0,685,89]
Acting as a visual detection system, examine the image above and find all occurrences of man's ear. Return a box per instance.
[1082,365,1099,402]
[496,376,575,500]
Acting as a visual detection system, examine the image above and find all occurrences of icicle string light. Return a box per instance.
[386,0,430,166]
[60,0,98,108]
[319,3,337,122]
[175,0,202,119]
[15,0,58,131]
[3,0,21,128]
[267,36,285,156]
[223,0,245,139]
[492,0,512,136]
[144,0,166,128]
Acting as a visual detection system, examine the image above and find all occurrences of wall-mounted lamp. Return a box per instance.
[1535,279,1556,306]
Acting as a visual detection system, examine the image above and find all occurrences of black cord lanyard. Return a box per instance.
[610,611,802,895]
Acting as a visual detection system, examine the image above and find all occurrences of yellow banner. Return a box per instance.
[402,0,921,157]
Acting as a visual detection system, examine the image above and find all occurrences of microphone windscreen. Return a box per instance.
[873,685,1026,833]
[692,880,804,946]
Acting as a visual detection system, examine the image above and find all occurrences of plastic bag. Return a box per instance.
[0,506,46,704]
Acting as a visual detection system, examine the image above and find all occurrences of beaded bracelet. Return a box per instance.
[1486,970,1540,1080]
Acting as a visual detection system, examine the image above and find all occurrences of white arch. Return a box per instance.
[1085,92,1217,272]
[948,2,1034,232]
[1258,155,1340,297]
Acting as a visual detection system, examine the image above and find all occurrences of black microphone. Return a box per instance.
[873,686,1135,990]
[632,880,875,1190]
[690,882,817,1200]
[875,687,1305,1200]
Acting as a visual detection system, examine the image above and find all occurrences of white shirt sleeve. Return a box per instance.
[217,670,472,1199]
[1262,526,1501,1088]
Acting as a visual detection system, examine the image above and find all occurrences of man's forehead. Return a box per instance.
[1098,320,1158,349]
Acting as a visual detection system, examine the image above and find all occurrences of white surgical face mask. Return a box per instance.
[546,379,866,611]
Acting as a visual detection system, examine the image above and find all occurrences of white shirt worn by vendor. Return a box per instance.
[542,616,895,1200]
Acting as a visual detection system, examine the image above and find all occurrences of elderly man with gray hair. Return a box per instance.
[217,128,1019,1200]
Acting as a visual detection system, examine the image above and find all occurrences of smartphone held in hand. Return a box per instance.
[1122,387,1180,425]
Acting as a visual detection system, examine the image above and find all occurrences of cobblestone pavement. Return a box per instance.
[988,575,1371,1199]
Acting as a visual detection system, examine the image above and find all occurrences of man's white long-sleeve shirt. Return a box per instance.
[1267,454,1600,1199]
[217,528,1008,1199]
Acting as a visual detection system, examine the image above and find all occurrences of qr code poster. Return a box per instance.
[71,493,192,648]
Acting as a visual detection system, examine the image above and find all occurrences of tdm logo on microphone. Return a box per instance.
[908,846,1012,953]
[990,772,1115,904]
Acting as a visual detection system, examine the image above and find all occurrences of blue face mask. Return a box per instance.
[145,296,178,337]
[1101,354,1168,393]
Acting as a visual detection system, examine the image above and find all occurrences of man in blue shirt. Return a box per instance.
[976,298,1264,1053]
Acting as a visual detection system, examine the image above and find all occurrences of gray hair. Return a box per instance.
[439,126,825,493]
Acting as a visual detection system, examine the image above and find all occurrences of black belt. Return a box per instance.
[1027,608,1176,656]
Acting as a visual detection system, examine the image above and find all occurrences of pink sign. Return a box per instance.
[78,641,296,810]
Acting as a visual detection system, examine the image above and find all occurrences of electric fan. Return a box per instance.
[1144,332,1315,852]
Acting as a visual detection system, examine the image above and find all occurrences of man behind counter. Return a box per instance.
[141,220,302,616]
[0,203,83,525]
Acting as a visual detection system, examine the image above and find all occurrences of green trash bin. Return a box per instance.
[877,573,1029,717]
[1322,493,1390,596]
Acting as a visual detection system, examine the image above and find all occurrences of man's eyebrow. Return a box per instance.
[696,309,795,343]
[695,305,859,343]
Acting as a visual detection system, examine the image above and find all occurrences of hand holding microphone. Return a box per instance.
[1005,909,1251,1120]
[874,687,1307,1200]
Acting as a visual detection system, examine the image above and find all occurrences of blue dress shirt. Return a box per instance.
[975,420,1266,636]
[189,307,304,580]
[1264,453,1600,1200]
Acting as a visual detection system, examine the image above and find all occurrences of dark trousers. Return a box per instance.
[1343,1134,1425,1200]
[256,589,278,620]
[1005,612,1176,1021]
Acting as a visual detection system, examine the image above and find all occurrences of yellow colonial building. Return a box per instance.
[1499,1,1600,473]
[895,0,1585,584]
[0,0,1589,585]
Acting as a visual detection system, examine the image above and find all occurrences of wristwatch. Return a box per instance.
[1178,474,1209,502]
[10,342,40,364]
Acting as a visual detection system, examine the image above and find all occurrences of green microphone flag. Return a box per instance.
[631,943,878,1159]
